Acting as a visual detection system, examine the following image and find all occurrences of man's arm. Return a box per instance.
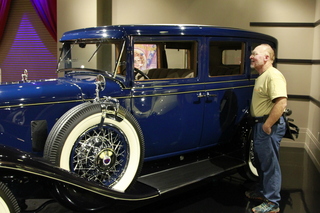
[263,97,287,134]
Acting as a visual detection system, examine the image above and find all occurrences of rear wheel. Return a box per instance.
[241,128,259,181]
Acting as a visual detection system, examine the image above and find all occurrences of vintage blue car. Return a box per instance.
[0,25,298,212]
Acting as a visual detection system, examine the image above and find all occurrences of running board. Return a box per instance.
[137,155,245,194]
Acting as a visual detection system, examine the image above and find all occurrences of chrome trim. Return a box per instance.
[0,80,254,109]
[132,84,254,98]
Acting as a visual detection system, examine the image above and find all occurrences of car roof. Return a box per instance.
[60,24,277,43]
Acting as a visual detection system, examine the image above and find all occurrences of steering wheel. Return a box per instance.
[134,68,149,79]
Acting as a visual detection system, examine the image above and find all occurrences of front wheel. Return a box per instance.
[0,182,20,213]
[44,102,145,192]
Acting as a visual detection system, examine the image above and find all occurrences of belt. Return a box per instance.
[253,116,266,123]
[253,115,281,124]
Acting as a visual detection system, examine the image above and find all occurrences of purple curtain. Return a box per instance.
[0,0,12,41]
[30,0,57,42]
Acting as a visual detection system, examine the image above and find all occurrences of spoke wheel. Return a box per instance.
[44,102,144,211]
[70,123,130,186]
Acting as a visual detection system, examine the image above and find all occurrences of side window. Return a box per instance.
[134,41,197,80]
[134,44,158,70]
[209,41,244,77]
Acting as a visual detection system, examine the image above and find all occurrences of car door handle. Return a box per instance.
[197,92,217,98]
[207,93,217,97]
[197,92,207,98]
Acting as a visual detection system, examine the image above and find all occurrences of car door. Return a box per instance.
[129,37,206,159]
[199,38,254,147]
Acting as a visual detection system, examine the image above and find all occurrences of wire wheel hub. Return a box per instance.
[96,148,116,171]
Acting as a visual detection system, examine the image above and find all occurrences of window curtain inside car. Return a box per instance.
[30,0,57,42]
[0,0,12,41]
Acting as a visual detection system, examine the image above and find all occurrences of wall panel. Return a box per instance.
[0,0,57,82]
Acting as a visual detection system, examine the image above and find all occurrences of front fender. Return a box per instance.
[0,145,158,201]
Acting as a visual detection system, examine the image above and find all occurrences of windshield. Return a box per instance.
[57,40,126,76]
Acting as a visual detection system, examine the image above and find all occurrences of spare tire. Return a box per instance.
[44,102,145,192]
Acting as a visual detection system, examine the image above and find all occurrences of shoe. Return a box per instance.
[252,202,280,213]
[245,190,265,201]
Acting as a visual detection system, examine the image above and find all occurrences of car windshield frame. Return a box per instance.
[57,39,126,78]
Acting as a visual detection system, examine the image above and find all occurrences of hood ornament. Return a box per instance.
[22,69,29,83]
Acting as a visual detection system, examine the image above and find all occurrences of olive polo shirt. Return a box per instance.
[250,66,287,117]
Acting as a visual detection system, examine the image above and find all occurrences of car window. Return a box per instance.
[209,41,245,77]
[134,44,158,70]
[133,41,197,80]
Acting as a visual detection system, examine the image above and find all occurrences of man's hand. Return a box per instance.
[262,123,272,135]
[263,97,287,135]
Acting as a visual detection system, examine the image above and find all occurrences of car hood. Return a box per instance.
[0,78,95,108]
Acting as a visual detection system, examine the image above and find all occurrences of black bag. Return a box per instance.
[283,109,299,140]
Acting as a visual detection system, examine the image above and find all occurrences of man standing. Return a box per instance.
[246,44,287,213]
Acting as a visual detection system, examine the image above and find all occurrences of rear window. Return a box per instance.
[209,41,245,77]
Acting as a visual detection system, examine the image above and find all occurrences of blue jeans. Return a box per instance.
[253,116,286,206]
